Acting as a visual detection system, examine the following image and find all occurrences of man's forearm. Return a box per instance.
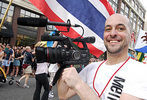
[57,79,76,100]
[74,80,99,100]
[8,55,12,61]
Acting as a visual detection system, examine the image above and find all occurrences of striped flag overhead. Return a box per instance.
[28,0,114,57]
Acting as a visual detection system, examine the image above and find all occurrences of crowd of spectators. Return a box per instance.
[0,43,36,78]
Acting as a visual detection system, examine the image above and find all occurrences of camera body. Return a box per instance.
[35,47,90,65]
[35,35,91,65]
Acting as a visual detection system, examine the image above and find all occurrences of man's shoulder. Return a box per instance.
[127,58,147,76]
[83,61,103,71]
[128,58,146,67]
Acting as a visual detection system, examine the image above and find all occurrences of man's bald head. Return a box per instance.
[105,13,132,34]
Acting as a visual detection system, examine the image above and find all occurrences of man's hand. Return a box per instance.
[57,66,78,99]
[61,67,82,90]
[60,66,99,100]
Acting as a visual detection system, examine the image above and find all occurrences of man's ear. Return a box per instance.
[130,32,135,42]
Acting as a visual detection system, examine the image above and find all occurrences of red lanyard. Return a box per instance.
[93,57,130,97]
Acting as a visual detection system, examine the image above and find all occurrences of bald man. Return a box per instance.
[57,14,147,100]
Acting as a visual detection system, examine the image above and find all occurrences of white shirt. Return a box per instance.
[79,58,147,100]
[48,63,59,73]
[35,62,49,74]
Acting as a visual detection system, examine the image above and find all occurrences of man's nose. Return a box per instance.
[110,29,117,38]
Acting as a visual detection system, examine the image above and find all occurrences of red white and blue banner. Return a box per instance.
[28,0,114,57]
[135,30,147,53]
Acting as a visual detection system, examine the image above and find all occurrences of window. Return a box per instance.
[0,1,14,22]
[140,20,143,29]
[26,11,30,17]
[31,13,35,17]
[112,4,117,12]
[0,14,4,19]
[20,9,40,30]
[133,21,136,30]
[21,9,25,14]
[36,15,40,18]
[121,2,125,10]
[136,5,139,11]
[140,9,142,15]
[1,8,6,14]
[8,10,13,16]
[20,9,40,18]
[142,12,145,18]
[131,11,133,18]
[134,14,137,22]
[132,0,135,7]
[124,12,129,17]
[120,10,124,14]
[137,25,140,33]
[115,0,118,3]
[125,5,129,14]
[138,19,141,26]
[9,5,14,10]
[134,3,137,10]
[2,2,8,8]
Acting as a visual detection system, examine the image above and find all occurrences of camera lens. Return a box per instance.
[72,51,80,60]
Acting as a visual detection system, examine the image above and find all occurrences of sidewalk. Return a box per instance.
[0,76,80,100]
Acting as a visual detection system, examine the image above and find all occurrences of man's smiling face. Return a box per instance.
[104,14,131,54]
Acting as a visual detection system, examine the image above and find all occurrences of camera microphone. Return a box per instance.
[17,17,81,27]
[73,36,95,43]
[41,35,95,43]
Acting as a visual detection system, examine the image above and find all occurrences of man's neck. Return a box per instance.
[106,52,129,65]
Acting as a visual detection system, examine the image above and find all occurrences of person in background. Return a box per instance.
[48,63,59,98]
[16,46,34,88]
[10,48,21,77]
[131,50,137,60]
[33,42,50,100]
[2,44,13,76]
[89,57,97,64]
[57,14,147,100]
[0,45,4,67]
[143,53,147,64]
[19,46,26,76]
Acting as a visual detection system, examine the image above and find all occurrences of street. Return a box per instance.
[0,76,80,100]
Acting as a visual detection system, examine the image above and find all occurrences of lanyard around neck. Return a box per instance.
[93,57,130,97]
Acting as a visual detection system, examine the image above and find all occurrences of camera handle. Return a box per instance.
[52,64,67,86]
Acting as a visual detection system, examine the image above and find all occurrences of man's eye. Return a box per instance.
[105,28,111,31]
[117,27,125,31]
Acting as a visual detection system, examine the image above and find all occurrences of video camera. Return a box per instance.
[35,33,95,65]
[17,17,95,85]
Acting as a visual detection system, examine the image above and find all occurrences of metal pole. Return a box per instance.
[0,0,13,32]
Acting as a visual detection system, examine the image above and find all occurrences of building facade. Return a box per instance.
[108,0,146,48]
[0,0,45,46]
